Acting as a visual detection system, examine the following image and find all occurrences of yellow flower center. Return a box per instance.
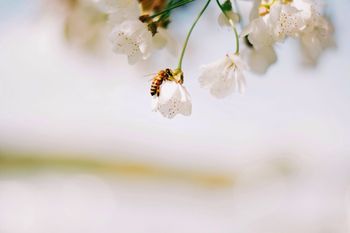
[258,0,293,16]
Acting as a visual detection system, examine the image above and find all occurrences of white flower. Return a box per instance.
[98,0,153,64]
[107,2,140,25]
[109,20,153,64]
[296,0,334,64]
[218,11,240,27]
[242,0,334,69]
[268,3,305,41]
[241,16,275,50]
[299,15,333,64]
[243,46,277,74]
[152,28,178,56]
[98,0,177,63]
[94,0,137,14]
[152,80,192,119]
[199,54,246,98]
[248,0,262,21]
[243,2,305,48]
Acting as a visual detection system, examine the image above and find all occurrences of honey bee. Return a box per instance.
[150,68,174,96]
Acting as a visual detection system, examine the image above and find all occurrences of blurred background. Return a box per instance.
[0,0,350,232]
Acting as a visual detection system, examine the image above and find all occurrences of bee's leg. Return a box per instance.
[167,76,176,82]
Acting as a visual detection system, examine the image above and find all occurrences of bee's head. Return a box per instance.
[165,68,173,77]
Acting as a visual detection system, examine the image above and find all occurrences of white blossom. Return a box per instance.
[107,1,140,26]
[268,3,305,40]
[94,0,137,14]
[243,2,305,48]
[152,81,192,119]
[242,0,333,69]
[297,0,334,64]
[152,28,178,56]
[218,11,240,27]
[299,15,333,64]
[109,20,153,64]
[97,0,153,64]
[243,46,277,74]
[241,16,275,50]
[199,54,246,98]
[97,0,178,63]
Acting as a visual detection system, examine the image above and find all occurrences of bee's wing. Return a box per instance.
[143,73,157,77]
[143,73,157,82]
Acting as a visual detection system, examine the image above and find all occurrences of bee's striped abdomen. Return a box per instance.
[150,74,164,96]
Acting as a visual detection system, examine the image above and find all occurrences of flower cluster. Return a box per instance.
[94,0,334,119]
[243,0,334,71]
[199,54,246,98]
[95,0,176,64]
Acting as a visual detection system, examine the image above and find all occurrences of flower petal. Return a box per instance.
[158,81,179,104]
[244,46,277,74]
[109,20,153,64]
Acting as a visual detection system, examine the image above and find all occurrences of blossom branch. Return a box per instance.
[96,0,335,118]
[150,0,195,19]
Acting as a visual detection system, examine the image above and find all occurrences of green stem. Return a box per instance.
[216,0,240,54]
[233,27,239,54]
[232,0,244,29]
[177,0,212,70]
[150,0,195,19]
